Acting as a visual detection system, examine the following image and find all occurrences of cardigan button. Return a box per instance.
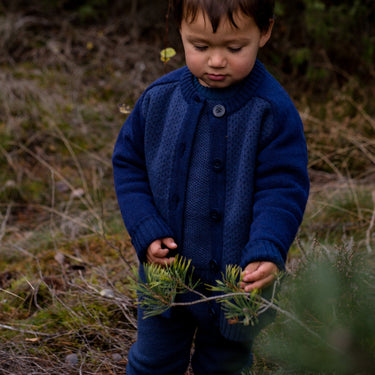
[179,143,186,156]
[212,158,223,172]
[210,209,221,222]
[212,104,226,118]
[172,194,179,209]
[209,259,219,273]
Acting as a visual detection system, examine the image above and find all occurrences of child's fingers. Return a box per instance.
[242,273,275,292]
[147,252,170,265]
[242,262,261,278]
[148,255,175,267]
[146,239,176,266]
[242,262,277,282]
[153,246,169,258]
[149,243,169,259]
[162,237,178,249]
[149,240,168,256]
[240,261,278,291]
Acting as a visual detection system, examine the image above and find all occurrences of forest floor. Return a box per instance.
[1,9,375,375]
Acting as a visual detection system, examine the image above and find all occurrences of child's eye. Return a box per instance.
[194,45,208,51]
[228,47,242,53]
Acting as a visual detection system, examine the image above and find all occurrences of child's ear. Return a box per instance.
[259,19,274,48]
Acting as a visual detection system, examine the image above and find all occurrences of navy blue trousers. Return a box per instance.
[126,301,253,375]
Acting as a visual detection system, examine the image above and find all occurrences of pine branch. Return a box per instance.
[132,256,344,352]
[132,258,267,324]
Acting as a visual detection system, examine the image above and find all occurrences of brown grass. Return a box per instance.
[0,6,374,375]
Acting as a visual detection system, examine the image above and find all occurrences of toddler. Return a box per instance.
[112,0,310,373]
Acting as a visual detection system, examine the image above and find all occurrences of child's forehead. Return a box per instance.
[183,7,255,33]
[182,4,245,22]
[175,0,274,33]
[179,0,258,33]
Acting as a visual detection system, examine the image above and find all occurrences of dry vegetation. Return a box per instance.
[0,10,168,374]
[0,4,374,375]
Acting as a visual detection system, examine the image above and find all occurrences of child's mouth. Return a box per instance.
[207,74,226,81]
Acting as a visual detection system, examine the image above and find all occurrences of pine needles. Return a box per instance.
[132,256,201,318]
[132,256,281,327]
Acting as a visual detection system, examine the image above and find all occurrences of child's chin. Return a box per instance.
[204,80,232,89]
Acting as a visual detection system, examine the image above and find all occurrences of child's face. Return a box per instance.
[180,9,273,88]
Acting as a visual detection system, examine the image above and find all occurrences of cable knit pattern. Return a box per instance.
[182,108,212,270]
[112,59,310,341]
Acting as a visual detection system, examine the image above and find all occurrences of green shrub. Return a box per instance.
[267,0,375,91]
[258,241,375,374]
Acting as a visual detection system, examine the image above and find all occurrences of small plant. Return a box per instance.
[208,264,264,326]
[133,246,375,375]
[132,256,201,318]
[132,255,283,328]
[255,240,375,375]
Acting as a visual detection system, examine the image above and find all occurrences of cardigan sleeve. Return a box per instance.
[240,101,310,270]
[112,96,174,263]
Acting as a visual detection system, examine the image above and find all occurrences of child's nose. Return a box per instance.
[208,51,226,68]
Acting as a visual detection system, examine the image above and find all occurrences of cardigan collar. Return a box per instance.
[180,59,267,114]
[192,76,242,100]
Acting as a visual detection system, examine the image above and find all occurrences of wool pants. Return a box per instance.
[126,301,253,375]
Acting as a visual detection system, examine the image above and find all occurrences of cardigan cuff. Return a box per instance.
[129,215,174,264]
[240,240,286,271]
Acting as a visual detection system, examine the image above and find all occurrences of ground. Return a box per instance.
[1,8,375,375]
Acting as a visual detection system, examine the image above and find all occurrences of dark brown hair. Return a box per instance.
[173,0,275,32]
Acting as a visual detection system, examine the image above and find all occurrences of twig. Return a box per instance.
[37,204,96,233]
[312,199,364,221]
[17,143,102,228]
[257,296,342,353]
[366,192,375,253]
[295,236,307,260]
[310,150,344,179]
[348,137,375,166]
[163,290,341,353]
[0,287,24,300]
[49,122,95,211]
[257,278,280,315]
[342,94,375,131]
[75,274,138,329]
[102,234,134,271]
[170,273,207,300]
[163,0,173,72]
[0,323,52,337]
[0,203,12,242]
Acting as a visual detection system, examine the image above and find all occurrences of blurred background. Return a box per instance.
[0,1,374,374]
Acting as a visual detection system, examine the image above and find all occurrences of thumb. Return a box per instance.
[162,237,177,249]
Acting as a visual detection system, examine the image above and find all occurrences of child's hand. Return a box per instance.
[146,237,177,266]
[240,261,278,293]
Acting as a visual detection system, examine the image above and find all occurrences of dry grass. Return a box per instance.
[0,10,155,373]
[0,7,374,375]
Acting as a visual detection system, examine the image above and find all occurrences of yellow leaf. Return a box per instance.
[118,103,132,115]
[160,47,176,62]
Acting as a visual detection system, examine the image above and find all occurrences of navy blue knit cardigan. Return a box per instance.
[113,59,309,341]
